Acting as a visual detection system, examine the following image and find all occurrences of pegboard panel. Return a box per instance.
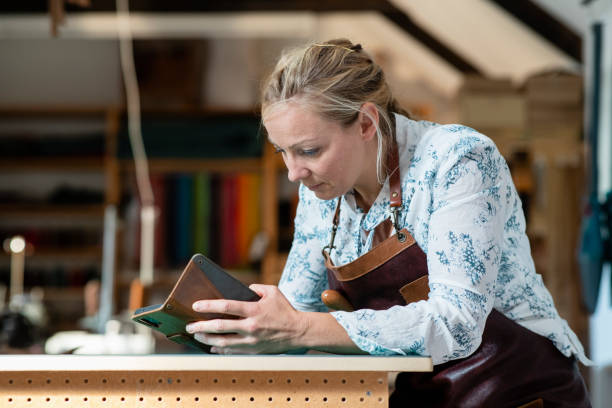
[1,370,388,407]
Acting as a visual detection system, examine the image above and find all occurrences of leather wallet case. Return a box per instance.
[131,253,260,352]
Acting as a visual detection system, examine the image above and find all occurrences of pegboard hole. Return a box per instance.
[323,397,328,402]
[342,378,347,384]
[176,397,181,401]
[231,397,236,401]
[194,397,199,402]
[195,379,200,384]
[342,397,347,402]
[323,379,328,384]
[305,378,310,384]
[158,397,163,402]
[139,397,144,402]
[286,397,291,402]
[84,397,88,402]
[46,398,50,402]
[84,379,89,384]
[27,379,32,384]
[305,397,310,402]
[121,397,125,401]
[8,380,13,384]
[103,379,108,384]
[102,397,107,402]
[250,397,255,401]
[268,397,273,402]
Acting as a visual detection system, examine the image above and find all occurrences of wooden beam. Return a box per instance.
[0,0,386,13]
[489,0,582,63]
[1,0,481,73]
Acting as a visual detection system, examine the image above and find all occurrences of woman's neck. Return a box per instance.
[353,187,380,213]
[353,141,383,212]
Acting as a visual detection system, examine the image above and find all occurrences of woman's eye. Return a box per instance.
[274,147,284,155]
[300,148,320,157]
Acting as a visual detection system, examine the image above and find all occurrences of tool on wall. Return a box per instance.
[48,0,91,37]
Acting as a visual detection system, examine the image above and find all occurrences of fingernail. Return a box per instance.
[185,324,194,333]
[192,301,201,311]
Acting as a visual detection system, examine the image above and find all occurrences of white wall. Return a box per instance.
[0,39,121,106]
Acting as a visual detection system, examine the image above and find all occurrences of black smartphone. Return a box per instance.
[131,253,261,352]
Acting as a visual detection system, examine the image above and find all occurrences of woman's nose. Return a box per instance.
[286,157,309,183]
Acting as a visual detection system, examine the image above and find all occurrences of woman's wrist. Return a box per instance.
[294,312,366,354]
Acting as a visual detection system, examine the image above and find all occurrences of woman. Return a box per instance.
[186,39,591,407]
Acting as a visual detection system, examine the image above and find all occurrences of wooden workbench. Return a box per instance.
[0,354,432,407]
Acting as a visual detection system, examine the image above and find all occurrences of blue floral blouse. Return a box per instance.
[278,114,589,365]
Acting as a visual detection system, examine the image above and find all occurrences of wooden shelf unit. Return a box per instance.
[0,107,119,333]
[0,105,292,333]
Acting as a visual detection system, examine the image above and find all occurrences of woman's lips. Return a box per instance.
[307,183,323,191]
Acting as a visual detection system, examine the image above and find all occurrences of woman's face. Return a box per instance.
[263,102,372,201]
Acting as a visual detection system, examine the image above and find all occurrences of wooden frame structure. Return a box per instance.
[0,354,432,408]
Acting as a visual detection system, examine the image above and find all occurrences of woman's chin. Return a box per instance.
[313,189,338,201]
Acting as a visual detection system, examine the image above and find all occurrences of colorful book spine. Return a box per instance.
[192,173,211,257]
[174,173,194,265]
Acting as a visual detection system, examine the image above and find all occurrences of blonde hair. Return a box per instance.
[261,38,410,183]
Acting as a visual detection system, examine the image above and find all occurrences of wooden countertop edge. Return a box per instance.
[0,354,433,372]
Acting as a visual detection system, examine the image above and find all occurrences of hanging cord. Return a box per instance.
[116,0,155,286]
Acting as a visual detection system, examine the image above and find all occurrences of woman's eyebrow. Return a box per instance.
[268,136,320,150]
[288,139,319,150]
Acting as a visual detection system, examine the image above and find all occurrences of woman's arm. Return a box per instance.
[186,284,365,354]
[186,184,360,354]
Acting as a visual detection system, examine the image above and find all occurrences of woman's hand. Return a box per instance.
[185,284,309,354]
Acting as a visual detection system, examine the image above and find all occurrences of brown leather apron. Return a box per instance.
[320,145,590,408]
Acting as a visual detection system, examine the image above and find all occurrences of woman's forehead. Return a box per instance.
[263,102,329,138]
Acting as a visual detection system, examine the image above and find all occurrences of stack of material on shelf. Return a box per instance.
[457,75,526,157]
[524,70,583,141]
[522,71,588,354]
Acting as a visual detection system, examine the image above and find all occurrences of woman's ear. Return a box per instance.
[358,102,379,142]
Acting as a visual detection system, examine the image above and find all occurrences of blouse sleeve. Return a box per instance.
[278,183,332,312]
[330,130,514,364]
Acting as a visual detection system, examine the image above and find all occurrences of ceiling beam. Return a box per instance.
[0,1,392,13]
[488,0,582,62]
[0,0,481,74]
